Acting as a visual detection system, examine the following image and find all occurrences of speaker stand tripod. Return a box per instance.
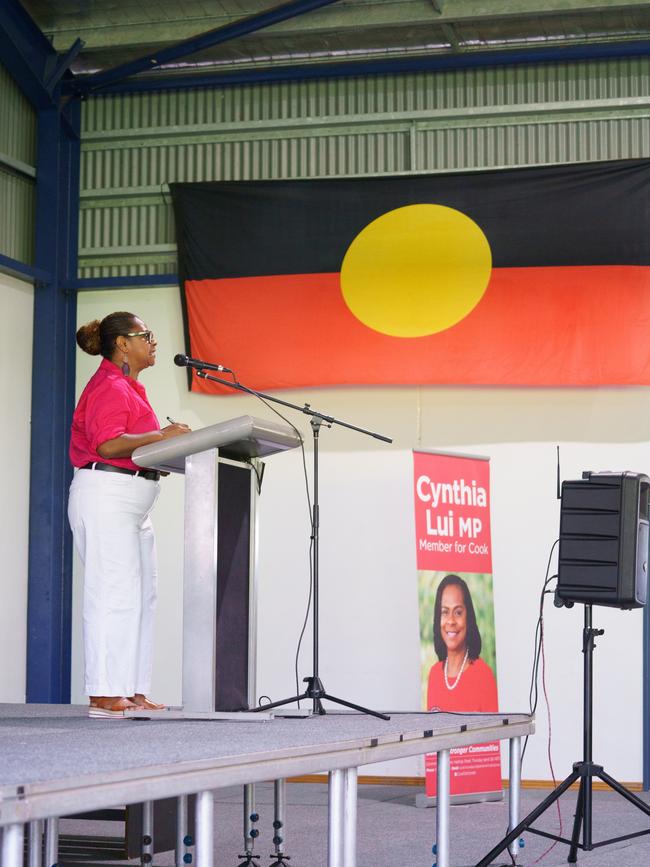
[197,369,392,721]
[475,604,650,865]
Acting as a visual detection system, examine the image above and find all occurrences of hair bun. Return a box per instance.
[76,320,102,355]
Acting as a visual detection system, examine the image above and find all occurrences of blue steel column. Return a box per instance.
[25,98,81,703]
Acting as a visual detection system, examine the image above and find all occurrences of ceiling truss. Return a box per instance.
[11,0,650,98]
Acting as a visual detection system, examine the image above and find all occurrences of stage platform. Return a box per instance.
[0,704,534,867]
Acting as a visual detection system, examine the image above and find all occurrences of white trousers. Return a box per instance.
[68,468,160,696]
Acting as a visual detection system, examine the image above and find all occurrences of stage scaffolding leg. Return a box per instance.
[44,818,58,867]
[142,801,154,866]
[2,824,24,867]
[243,783,257,859]
[273,779,286,859]
[436,749,451,867]
[175,795,189,867]
[196,791,214,867]
[343,768,358,867]
[28,820,43,867]
[328,770,344,867]
[508,737,522,860]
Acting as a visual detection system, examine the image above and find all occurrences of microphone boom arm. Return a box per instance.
[195,370,392,443]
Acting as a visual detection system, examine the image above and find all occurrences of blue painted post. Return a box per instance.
[25,99,81,703]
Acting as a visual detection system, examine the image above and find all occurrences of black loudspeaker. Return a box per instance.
[557,471,650,609]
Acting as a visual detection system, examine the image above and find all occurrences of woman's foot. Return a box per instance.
[88,696,138,719]
[130,693,166,711]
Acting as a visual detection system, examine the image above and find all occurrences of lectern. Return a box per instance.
[132,415,301,714]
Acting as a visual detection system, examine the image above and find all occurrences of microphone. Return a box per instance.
[174,353,233,374]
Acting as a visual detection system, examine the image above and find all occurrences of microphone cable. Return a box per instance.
[239,384,314,710]
[511,537,560,865]
[522,539,559,764]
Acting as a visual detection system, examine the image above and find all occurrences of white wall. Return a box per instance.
[73,286,650,783]
[0,273,33,702]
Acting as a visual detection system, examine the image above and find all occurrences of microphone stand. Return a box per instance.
[195,368,392,721]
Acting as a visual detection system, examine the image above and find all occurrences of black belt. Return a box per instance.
[81,462,160,482]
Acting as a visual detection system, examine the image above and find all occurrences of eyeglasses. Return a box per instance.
[124,331,155,344]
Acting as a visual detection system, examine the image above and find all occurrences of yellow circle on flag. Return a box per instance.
[340,204,492,337]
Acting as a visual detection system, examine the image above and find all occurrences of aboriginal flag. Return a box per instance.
[171,159,650,392]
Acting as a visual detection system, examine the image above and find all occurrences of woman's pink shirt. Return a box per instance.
[69,358,160,470]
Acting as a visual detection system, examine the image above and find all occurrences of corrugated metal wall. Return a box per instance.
[79,57,650,278]
[0,62,37,265]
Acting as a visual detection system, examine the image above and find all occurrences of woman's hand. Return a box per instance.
[160,422,192,439]
[97,423,191,458]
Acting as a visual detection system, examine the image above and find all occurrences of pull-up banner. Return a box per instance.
[413,450,501,800]
[172,159,650,392]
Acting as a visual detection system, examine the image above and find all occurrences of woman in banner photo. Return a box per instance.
[68,311,191,719]
[427,573,498,713]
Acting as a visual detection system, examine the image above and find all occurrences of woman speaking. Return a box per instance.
[427,573,498,713]
[68,311,190,718]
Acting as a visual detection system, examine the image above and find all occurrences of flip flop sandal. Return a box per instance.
[88,697,137,719]
[132,697,166,711]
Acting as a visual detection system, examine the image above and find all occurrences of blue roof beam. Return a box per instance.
[70,0,343,95]
[44,38,85,95]
[0,0,61,108]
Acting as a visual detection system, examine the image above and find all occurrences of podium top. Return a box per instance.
[132,415,301,473]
